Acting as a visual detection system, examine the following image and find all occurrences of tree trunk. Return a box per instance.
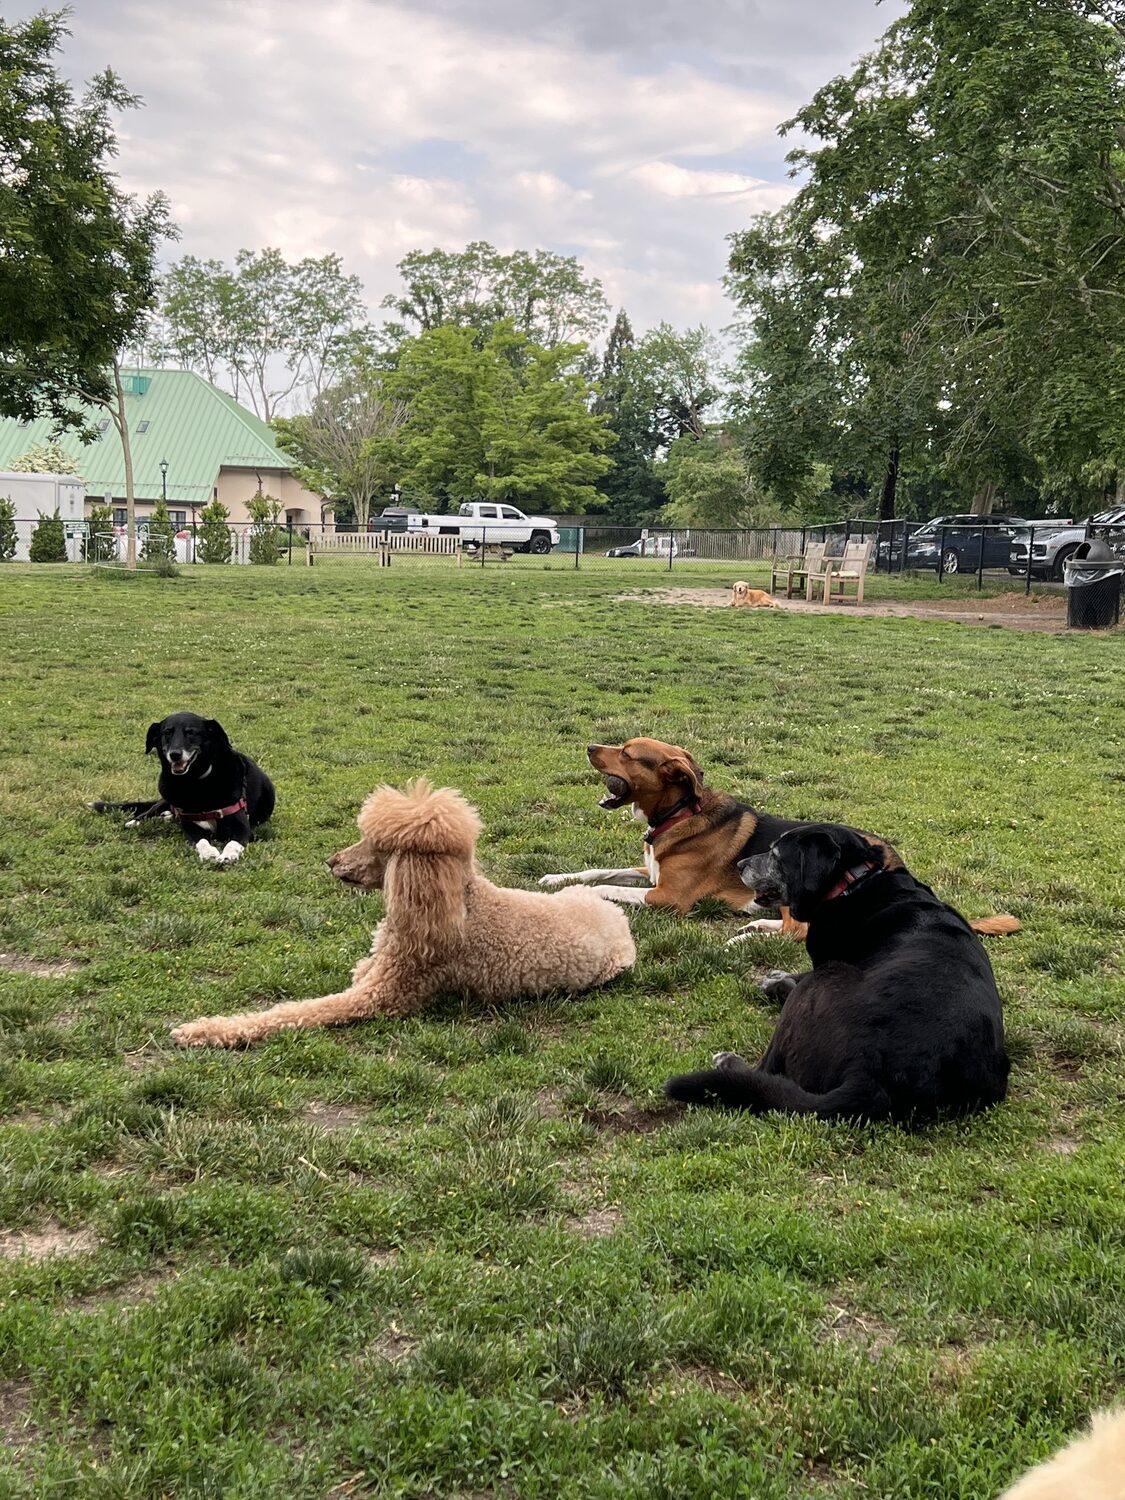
[969,480,997,516]
[879,447,900,521]
[1115,472,1125,505]
[112,359,137,571]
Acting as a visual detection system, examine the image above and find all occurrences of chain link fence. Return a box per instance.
[7,515,1121,592]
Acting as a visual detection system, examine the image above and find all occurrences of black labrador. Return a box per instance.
[664,823,1009,1123]
[89,712,275,865]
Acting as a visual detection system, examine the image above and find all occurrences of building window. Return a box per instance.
[169,511,186,528]
[136,420,150,435]
[98,418,110,432]
[113,509,126,528]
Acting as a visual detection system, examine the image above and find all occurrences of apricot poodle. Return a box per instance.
[1000,1408,1125,1499]
[171,779,636,1047]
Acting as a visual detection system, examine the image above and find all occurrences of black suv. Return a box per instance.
[894,514,1029,574]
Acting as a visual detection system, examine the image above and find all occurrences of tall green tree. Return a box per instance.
[378,321,611,512]
[382,242,608,350]
[0,12,173,432]
[729,0,1125,516]
[591,311,666,523]
[624,324,722,446]
[160,249,372,418]
[273,376,407,527]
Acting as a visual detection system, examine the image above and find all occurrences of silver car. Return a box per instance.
[1008,508,1125,580]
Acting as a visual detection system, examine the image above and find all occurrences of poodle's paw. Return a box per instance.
[217,841,245,865]
[759,970,797,1002]
[538,873,574,888]
[195,840,222,863]
[712,1051,749,1072]
[171,1018,249,1048]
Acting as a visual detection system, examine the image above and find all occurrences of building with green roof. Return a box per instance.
[0,368,328,530]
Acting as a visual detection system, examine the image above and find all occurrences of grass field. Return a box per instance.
[0,562,1123,1499]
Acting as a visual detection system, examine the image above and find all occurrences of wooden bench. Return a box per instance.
[810,538,873,605]
[770,540,828,600]
[308,531,462,567]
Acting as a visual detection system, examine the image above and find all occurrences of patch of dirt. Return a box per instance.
[618,587,1077,634]
[583,1103,682,1135]
[0,952,83,978]
[0,1225,98,1261]
[68,1269,172,1312]
[368,1325,417,1364]
[301,1101,370,1131]
[1,1111,49,1129]
[823,1301,897,1362]
[1042,1134,1081,1155]
[0,1379,35,1457]
[365,1247,400,1269]
[1051,1058,1085,1081]
[120,1048,164,1073]
[666,1363,746,1400]
[568,1206,623,1239]
[536,1086,568,1119]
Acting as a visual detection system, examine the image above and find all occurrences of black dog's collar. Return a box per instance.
[644,795,701,844]
[821,859,883,904]
[170,797,246,822]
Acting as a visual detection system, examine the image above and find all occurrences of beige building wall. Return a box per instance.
[215,468,332,527]
[81,466,333,531]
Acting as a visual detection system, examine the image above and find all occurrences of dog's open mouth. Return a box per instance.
[169,760,195,777]
[598,773,632,810]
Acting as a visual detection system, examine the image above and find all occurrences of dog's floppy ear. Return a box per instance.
[145,722,163,755]
[205,719,232,755]
[786,825,879,922]
[657,754,704,798]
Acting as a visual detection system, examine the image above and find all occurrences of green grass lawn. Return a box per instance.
[0,562,1122,1499]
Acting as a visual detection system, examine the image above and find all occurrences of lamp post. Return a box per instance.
[159,457,168,506]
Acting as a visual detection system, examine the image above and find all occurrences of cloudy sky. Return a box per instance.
[31,0,901,340]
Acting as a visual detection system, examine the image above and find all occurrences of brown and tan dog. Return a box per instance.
[730,580,777,608]
[540,738,1021,943]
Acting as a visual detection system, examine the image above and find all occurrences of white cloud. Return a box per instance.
[23,0,900,349]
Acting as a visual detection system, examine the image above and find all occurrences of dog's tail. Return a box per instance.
[969,914,1021,936]
[664,1062,890,1122]
[358,779,480,962]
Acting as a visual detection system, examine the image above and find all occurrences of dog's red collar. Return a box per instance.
[170,798,247,822]
[644,799,701,845]
[821,859,882,904]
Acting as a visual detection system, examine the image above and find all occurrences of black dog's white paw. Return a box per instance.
[712,1050,748,1071]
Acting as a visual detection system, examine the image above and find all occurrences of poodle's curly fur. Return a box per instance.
[171,779,636,1047]
[1001,1408,1125,1499]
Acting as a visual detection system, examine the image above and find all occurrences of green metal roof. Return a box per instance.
[0,369,296,505]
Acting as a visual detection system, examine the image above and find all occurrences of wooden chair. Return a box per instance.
[770,540,827,599]
[812,538,873,605]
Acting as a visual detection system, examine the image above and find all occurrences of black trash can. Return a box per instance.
[1064,540,1123,629]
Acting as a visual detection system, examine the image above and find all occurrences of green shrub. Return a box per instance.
[83,502,115,562]
[248,491,282,565]
[141,498,177,564]
[28,510,67,562]
[0,498,16,561]
[197,500,233,564]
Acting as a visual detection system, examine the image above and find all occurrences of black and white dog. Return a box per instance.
[89,712,275,865]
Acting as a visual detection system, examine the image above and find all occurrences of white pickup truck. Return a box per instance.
[407,502,559,554]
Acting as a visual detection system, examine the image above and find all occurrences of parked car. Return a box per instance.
[407,502,559,554]
[879,514,1030,573]
[1008,507,1125,579]
[604,535,694,559]
[374,505,420,532]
